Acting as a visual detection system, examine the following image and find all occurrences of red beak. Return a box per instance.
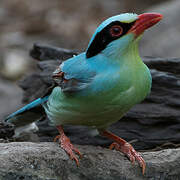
[128,13,163,37]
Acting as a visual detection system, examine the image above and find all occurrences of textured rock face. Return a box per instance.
[0,142,180,180]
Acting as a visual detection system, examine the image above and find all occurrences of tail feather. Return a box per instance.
[5,96,49,127]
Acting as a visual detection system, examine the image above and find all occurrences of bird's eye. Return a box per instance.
[110,25,123,37]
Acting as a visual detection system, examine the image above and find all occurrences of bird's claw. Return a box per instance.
[110,142,146,174]
[54,134,82,166]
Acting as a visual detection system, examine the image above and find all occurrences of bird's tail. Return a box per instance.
[5,96,49,127]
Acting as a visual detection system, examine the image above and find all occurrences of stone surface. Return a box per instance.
[0,142,180,180]
[0,122,14,139]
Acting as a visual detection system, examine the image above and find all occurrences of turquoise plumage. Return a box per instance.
[5,12,163,174]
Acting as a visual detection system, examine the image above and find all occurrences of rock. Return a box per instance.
[29,43,78,61]
[13,123,39,142]
[0,142,179,180]
[0,122,14,139]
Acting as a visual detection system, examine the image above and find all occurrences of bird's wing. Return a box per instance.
[19,43,78,103]
[54,53,96,93]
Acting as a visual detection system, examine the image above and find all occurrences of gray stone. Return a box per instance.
[0,142,179,180]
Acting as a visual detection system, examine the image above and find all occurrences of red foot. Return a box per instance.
[54,125,82,166]
[110,142,145,174]
[101,130,146,174]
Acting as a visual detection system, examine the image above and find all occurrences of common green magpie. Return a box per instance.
[5,12,163,174]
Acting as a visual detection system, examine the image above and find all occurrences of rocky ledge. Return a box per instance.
[0,142,179,180]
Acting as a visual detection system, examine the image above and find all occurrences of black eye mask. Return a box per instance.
[86,21,136,58]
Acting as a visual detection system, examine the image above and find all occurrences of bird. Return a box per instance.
[5,12,163,174]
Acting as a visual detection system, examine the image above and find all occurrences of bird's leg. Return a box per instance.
[54,125,82,166]
[100,130,145,174]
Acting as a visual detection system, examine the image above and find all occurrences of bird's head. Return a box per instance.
[86,13,163,59]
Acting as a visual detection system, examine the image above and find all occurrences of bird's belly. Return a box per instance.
[44,82,149,129]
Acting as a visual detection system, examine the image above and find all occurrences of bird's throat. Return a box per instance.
[124,39,142,65]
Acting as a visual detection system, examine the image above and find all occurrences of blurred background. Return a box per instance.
[0,0,180,119]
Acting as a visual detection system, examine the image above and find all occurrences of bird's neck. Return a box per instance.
[104,34,143,66]
[122,40,142,66]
